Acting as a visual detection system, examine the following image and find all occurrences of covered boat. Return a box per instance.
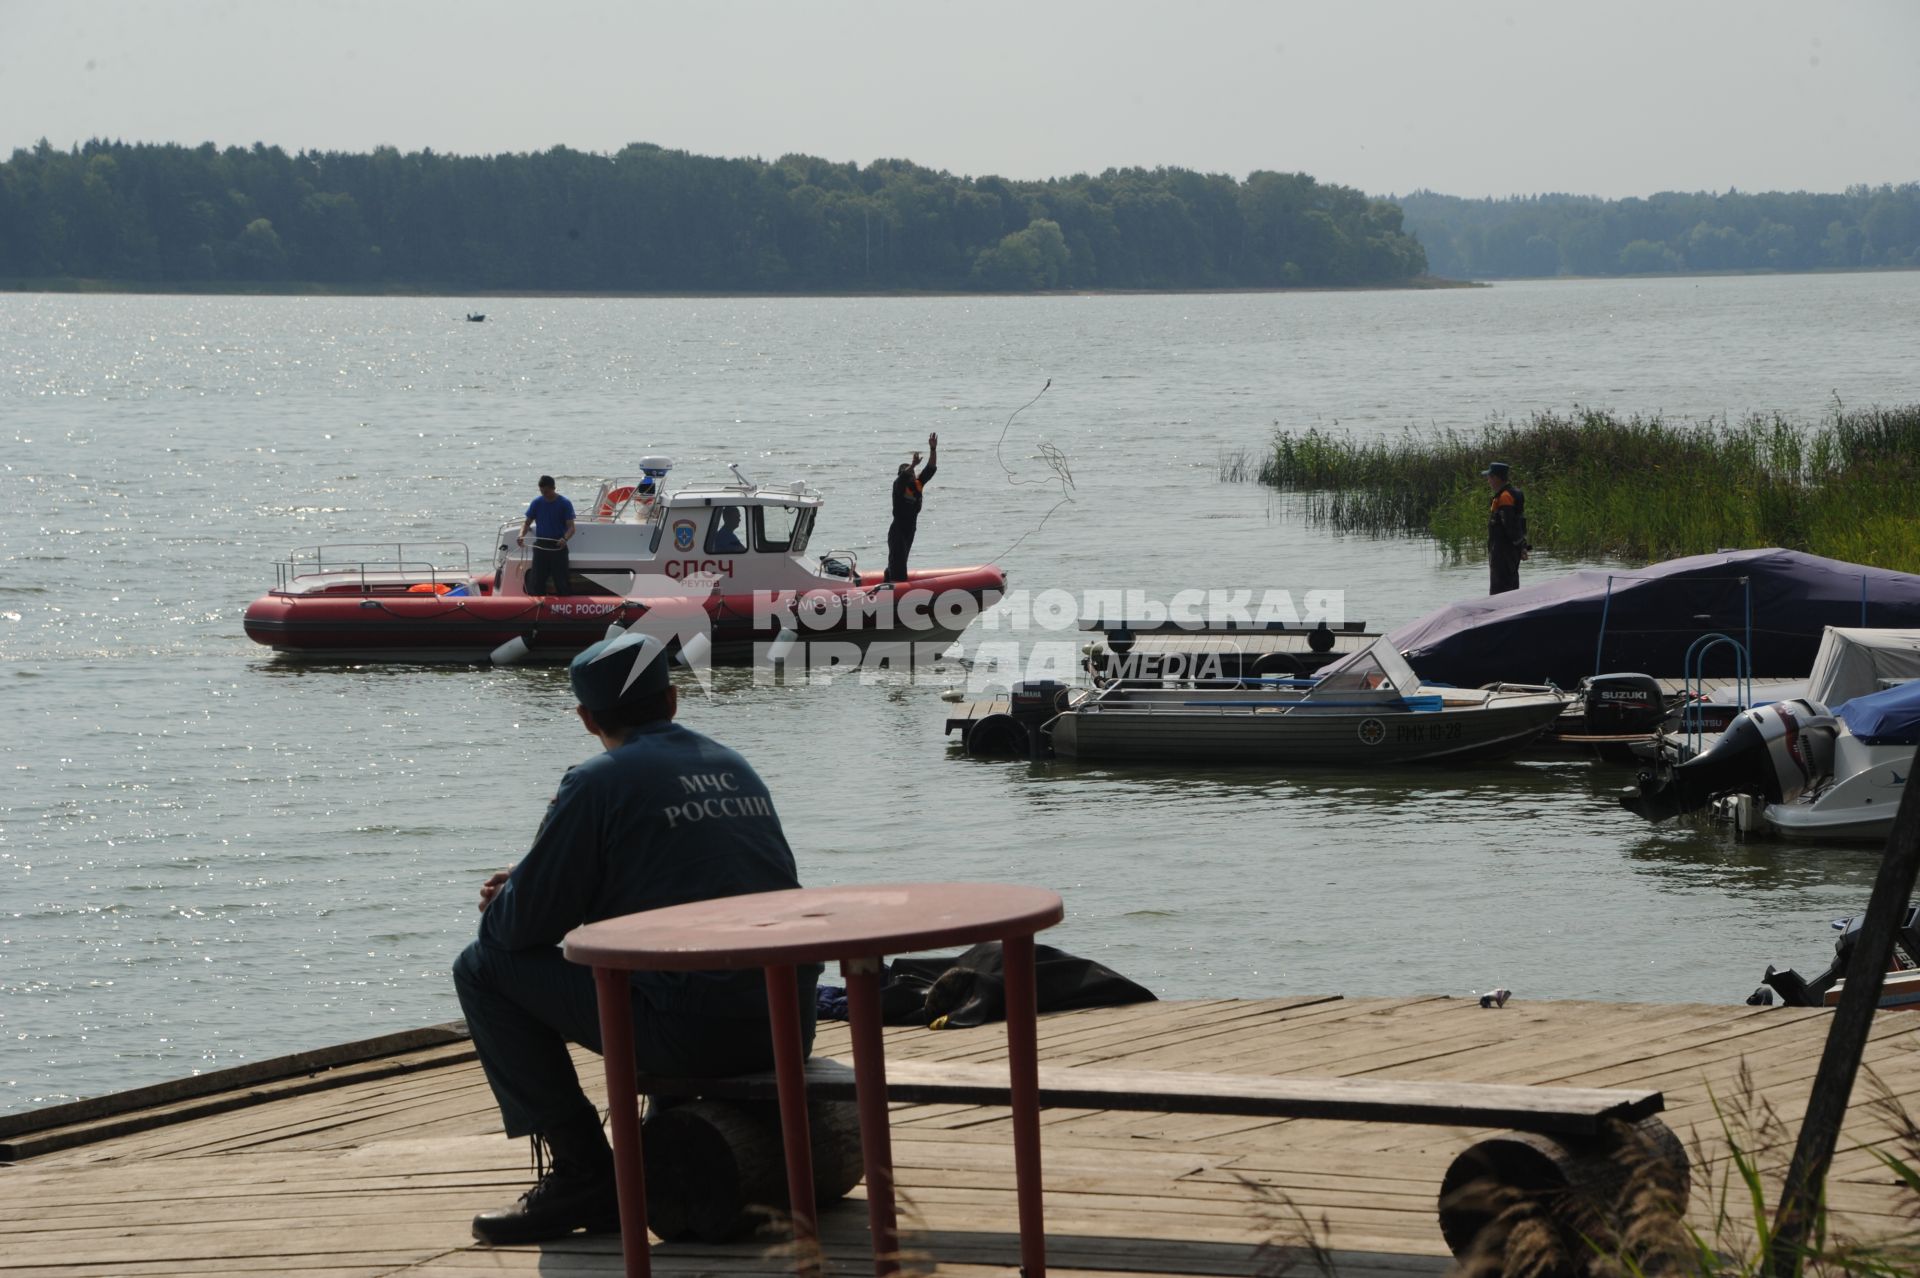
[244,463,1006,664]
[1047,636,1569,764]
[1391,549,1920,689]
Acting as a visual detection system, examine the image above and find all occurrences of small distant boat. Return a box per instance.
[1043,636,1570,764]
[466,312,486,322]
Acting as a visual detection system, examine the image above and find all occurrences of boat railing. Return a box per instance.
[1078,617,1372,636]
[1478,681,1566,704]
[749,480,818,501]
[275,542,473,594]
[1682,633,1752,755]
[817,548,861,581]
[1102,676,1321,689]
[1078,688,1446,717]
[584,478,667,524]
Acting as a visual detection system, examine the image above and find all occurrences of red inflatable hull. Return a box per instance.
[243,566,1007,663]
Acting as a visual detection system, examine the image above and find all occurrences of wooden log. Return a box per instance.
[1436,1116,1690,1265]
[642,1096,864,1243]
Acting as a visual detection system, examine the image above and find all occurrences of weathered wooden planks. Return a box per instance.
[3,996,1917,1278]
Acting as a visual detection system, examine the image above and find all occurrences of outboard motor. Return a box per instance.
[1621,698,1836,823]
[1010,680,1070,729]
[1756,903,1920,1006]
[1584,673,1666,734]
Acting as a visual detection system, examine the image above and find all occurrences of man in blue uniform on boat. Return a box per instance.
[517,475,576,595]
[1484,460,1530,595]
[453,631,817,1244]
[708,505,747,553]
[884,431,937,584]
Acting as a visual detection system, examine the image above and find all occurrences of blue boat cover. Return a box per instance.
[1388,549,1920,689]
[1837,680,1920,745]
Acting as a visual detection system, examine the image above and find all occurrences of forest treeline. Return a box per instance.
[1401,186,1920,279]
[0,139,1429,292]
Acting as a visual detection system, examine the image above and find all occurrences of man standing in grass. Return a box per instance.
[1483,461,1529,595]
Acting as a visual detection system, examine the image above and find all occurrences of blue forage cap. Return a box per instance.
[1480,460,1511,478]
[569,631,671,711]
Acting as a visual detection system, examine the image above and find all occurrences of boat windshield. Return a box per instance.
[1306,636,1423,699]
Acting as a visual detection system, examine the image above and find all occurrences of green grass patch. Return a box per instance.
[1253,404,1920,570]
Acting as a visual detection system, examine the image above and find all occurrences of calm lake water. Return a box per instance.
[5,273,1919,1114]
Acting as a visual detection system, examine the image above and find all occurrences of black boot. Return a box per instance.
[472,1113,618,1245]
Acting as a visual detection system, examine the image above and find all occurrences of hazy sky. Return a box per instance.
[3,1,1915,198]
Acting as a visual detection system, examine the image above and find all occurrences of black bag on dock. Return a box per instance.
[876,941,1156,1028]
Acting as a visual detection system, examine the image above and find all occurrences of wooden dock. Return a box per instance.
[5,996,1919,1277]
[944,698,1011,742]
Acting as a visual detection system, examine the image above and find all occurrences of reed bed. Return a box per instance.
[1253,405,1920,570]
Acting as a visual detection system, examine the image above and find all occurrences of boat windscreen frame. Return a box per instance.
[1304,635,1424,700]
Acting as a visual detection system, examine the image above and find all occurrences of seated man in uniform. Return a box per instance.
[708,505,747,553]
[453,631,818,1244]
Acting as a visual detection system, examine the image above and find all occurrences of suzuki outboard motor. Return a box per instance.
[1584,673,1666,734]
[1621,699,1836,823]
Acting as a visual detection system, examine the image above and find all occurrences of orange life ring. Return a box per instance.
[407,582,454,594]
[597,486,637,519]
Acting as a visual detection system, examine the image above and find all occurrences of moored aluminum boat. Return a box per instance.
[1048,636,1570,763]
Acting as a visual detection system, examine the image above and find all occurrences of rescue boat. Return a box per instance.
[243,459,1006,664]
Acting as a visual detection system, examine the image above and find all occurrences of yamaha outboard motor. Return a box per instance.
[1584,673,1666,734]
[1756,903,1920,1006]
[1621,699,1836,822]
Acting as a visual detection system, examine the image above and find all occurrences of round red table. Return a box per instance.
[563,882,1065,1278]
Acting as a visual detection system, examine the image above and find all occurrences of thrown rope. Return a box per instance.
[987,379,1074,566]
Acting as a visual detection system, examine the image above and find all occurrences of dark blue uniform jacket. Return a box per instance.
[480,721,807,1018]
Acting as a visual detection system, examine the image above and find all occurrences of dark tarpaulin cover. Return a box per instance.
[1837,680,1920,745]
[847,942,1157,1028]
[1388,549,1920,690]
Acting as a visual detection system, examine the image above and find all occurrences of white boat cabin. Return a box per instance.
[1805,627,1920,706]
[494,464,865,596]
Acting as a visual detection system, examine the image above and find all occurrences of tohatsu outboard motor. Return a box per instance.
[1620,698,1837,823]
[1752,903,1920,1006]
